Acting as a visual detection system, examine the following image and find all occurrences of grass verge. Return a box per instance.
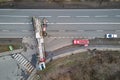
[33,50,120,80]
[0,44,22,53]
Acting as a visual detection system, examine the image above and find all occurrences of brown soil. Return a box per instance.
[35,50,120,80]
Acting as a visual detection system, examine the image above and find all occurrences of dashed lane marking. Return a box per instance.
[65,30,77,32]
[115,15,120,17]
[47,30,59,32]
[22,30,29,32]
[77,30,84,32]
[47,23,54,24]
[0,15,29,17]
[58,16,71,18]
[0,15,119,18]
[59,30,65,32]
[75,16,90,18]
[96,30,103,32]
[95,15,108,17]
[49,36,96,39]
[38,16,52,17]
[116,30,120,32]
[2,30,9,32]
[49,36,86,39]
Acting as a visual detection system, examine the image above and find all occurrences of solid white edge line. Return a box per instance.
[0,22,120,25]
[0,9,119,12]
[56,23,120,24]
[0,23,32,24]
[0,15,29,17]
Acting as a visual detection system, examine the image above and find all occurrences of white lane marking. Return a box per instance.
[0,15,29,17]
[2,30,9,32]
[95,15,108,17]
[49,36,83,39]
[38,16,52,17]
[0,9,119,11]
[22,30,29,32]
[96,30,103,32]
[56,22,120,24]
[115,15,120,17]
[0,22,120,25]
[77,30,84,32]
[76,16,90,18]
[47,23,54,24]
[58,16,71,18]
[0,22,32,24]
[0,15,52,18]
[116,30,120,32]
[59,30,65,32]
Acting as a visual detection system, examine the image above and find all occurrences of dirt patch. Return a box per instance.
[35,50,120,80]
[0,38,22,52]
[0,1,120,9]
[0,44,22,53]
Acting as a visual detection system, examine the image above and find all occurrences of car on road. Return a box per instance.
[105,34,117,38]
[73,39,89,46]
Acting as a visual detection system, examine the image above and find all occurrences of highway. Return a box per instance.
[0,9,120,80]
[0,9,120,38]
[0,9,120,51]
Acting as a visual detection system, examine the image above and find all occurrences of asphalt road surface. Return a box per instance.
[0,9,120,38]
[0,9,120,51]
